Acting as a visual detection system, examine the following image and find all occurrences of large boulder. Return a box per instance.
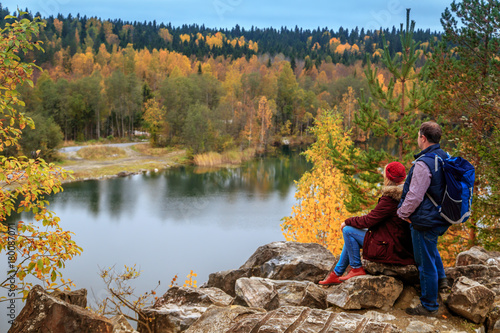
[326,275,403,310]
[50,288,88,308]
[363,260,419,285]
[486,305,500,333]
[446,276,495,324]
[205,241,335,296]
[234,277,327,310]
[456,246,500,266]
[234,277,279,310]
[185,305,401,333]
[8,285,114,333]
[138,286,233,333]
[445,265,500,296]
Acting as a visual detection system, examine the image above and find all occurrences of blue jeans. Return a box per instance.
[410,224,449,311]
[334,226,367,276]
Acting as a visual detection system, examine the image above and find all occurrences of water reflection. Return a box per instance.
[51,152,311,224]
[1,150,310,331]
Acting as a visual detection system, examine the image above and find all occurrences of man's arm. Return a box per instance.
[397,161,432,222]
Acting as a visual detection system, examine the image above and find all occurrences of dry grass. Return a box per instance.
[77,146,127,160]
[132,143,174,156]
[193,148,256,167]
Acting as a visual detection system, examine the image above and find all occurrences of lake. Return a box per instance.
[1,149,311,329]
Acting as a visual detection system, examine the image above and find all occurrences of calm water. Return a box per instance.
[1,150,310,329]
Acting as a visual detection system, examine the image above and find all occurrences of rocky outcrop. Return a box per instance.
[486,306,500,333]
[446,246,500,298]
[363,259,419,285]
[11,242,500,332]
[185,305,401,333]
[138,286,234,333]
[447,276,495,324]
[325,275,403,310]
[205,241,335,296]
[234,277,327,310]
[8,285,115,333]
[50,288,88,308]
[456,246,500,266]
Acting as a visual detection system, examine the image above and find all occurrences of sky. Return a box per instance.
[1,0,452,32]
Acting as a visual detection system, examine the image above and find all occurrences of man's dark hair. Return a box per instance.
[419,121,442,144]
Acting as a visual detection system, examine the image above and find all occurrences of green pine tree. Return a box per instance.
[429,0,500,249]
[356,8,435,163]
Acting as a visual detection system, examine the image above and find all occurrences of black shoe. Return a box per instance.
[405,304,438,316]
[438,278,450,291]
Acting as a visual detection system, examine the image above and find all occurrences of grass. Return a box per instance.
[193,148,256,167]
[132,143,175,156]
[68,161,170,181]
[77,146,127,160]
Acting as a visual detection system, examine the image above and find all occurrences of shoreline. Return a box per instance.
[58,143,188,183]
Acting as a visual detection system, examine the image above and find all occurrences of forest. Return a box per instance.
[0,4,439,159]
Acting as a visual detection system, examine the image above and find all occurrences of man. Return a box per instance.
[397,121,451,316]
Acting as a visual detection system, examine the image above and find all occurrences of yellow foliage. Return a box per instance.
[282,111,353,255]
[335,43,352,54]
[180,34,191,43]
[312,42,321,51]
[159,28,173,43]
[183,270,197,288]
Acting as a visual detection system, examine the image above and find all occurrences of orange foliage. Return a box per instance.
[53,18,63,35]
[159,28,173,43]
[180,34,191,43]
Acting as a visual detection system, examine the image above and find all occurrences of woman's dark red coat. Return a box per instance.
[344,185,415,265]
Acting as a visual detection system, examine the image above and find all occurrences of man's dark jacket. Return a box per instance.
[398,143,450,230]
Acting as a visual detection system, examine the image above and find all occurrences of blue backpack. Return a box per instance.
[423,154,475,224]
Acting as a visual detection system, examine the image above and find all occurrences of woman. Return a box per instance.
[319,161,415,285]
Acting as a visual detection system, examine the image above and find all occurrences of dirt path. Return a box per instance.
[60,144,187,182]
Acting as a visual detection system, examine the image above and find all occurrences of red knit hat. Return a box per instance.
[385,162,406,183]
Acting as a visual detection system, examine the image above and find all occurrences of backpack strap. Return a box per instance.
[415,153,445,209]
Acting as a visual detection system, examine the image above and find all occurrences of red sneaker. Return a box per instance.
[339,267,366,281]
[318,271,343,285]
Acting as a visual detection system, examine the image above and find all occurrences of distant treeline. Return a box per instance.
[0,4,437,160]
[0,4,441,66]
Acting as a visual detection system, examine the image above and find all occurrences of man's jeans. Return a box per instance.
[411,224,449,311]
[334,226,367,276]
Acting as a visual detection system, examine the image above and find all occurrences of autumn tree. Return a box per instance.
[0,13,81,300]
[429,0,500,250]
[281,111,353,255]
[257,96,274,149]
[143,98,166,147]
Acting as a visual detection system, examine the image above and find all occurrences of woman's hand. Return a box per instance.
[340,222,346,230]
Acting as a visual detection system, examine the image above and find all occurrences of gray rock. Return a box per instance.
[205,241,335,296]
[363,310,396,322]
[456,246,500,266]
[405,320,436,333]
[8,285,114,333]
[486,305,500,333]
[138,286,233,333]
[234,277,279,310]
[363,260,419,285]
[50,288,88,308]
[110,315,138,333]
[234,277,327,310]
[185,305,401,332]
[326,275,403,310]
[447,276,495,324]
[203,268,249,297]
[445,264,500,296]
